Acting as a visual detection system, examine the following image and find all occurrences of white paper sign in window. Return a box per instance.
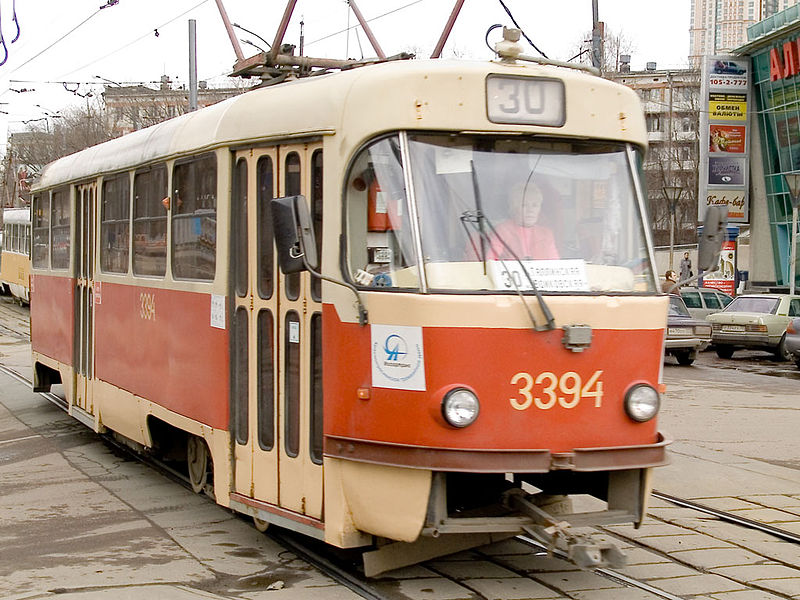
[489,259,590,292]
[210,294,226,329]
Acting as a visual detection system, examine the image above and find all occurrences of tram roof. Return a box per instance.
[2,207,31,225]
[34,59,647,191]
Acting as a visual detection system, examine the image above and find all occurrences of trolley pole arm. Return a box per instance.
[347,0,386,59]
[268,0,299,65]
[213,0,245,61]
[430,0,466,58]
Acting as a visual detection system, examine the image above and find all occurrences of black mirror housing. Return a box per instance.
[698,205,728,272]
[271,195,319,274]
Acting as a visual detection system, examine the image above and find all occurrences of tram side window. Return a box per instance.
[310,150,323,301]
[101,173,131,274]
[284,152,301,300]
[257,156,274,300]
[172,154,217,281]
[345,135,418,290]
[133,164,167,277]
[232,159,248,298]
[32,193,49,268]
[51,187,71,270]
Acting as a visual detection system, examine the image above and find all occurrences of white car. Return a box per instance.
[707,294,800,359]
[679,286,733,320]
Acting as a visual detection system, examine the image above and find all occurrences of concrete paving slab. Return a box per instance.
[708,591,787,600]
[533,570,620,592]
[463,577,565,599]
[631,532,736,553]
[647,573,748,595]
[671,547,778,569]
[374,576,478,600]
[426,559,518,579]
[712,564,800,582]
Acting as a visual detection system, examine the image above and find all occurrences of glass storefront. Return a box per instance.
[744,10,800,286]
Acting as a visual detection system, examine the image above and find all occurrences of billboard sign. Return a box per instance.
[699,56,752,223]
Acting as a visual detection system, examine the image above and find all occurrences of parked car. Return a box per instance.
[665,295,712,365]
[679,286,733,320]
[707,294,800,359]
[785,317,800,368]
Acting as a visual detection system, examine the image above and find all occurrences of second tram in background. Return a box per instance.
[25,29,727,575]
[1,207,31,304]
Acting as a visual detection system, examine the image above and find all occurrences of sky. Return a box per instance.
[0,0,692,148]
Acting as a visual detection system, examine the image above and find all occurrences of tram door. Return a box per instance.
[231,143,324,521]
[73,183,96,414]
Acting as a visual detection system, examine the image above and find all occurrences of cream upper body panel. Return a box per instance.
[33,59,646,191]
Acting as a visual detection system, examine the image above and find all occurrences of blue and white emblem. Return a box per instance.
[371,325,426,391]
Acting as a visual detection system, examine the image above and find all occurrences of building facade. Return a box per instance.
[690,0,800,67]
[609,68,701,248]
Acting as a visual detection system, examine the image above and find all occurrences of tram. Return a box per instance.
[1,207,31,304]
[28,33,724,575]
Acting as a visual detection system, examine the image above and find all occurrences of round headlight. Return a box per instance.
[441,388,480,428]
[624,384,660,422]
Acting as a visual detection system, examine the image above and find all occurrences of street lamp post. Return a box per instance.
[663,185,683,270]
[784,173,800,295]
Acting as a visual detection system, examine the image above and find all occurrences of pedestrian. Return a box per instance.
[662,269,678,292]
[679,251,693,282]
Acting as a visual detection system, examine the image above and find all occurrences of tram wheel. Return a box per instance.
[187,435,209,493]
[253,517,270,532]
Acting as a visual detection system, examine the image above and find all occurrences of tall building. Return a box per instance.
[689,0,800,66]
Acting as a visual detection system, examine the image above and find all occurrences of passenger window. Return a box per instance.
[133,165,168,277]
[172,154,217,280]
[51,187,71,270]
[232,307,249,445]
[257,156,274,300]
[257,309,275,450]
[284,311,300,458]
[345,135,417,289]
[790,299,800,317]
[311,150,323,301]
[681,290,701,308]
[284,152,301,300]
[101,173,131,274]
[719,293,733,307]
[232,159,248,297]
[32,194,49,268]
[310,312,323,464]
[701,291,721,309]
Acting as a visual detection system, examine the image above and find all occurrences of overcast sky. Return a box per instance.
[0,0,692,146]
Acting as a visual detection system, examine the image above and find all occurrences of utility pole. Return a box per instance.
[189,20,198,112]
[591,0,603,71]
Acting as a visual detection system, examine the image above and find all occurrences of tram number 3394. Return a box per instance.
[510,370,603,410]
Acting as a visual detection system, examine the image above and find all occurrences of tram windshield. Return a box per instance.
[345,133,656,293]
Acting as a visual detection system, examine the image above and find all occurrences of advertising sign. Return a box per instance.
[699,56,752,223]
[702,240,737,296]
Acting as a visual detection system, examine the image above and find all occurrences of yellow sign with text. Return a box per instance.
[709,93,747,121]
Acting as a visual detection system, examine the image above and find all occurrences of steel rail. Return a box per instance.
[652,490,800,545]
[515,535,687,600]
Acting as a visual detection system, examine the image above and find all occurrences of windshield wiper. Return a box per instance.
[464,162,556,332]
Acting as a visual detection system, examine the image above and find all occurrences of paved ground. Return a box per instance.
[1,298,799,599]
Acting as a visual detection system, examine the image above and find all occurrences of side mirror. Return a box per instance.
[698,204,728,272]
[271,195,319,274]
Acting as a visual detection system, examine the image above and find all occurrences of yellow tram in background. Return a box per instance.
[1,207,31,304]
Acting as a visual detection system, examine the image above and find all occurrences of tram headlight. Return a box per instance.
[441,388,480,428]
[624,384,660,423]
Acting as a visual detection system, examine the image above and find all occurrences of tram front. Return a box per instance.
[276,59,671,575]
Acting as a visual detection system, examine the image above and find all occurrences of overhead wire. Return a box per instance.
[496,0,548,58]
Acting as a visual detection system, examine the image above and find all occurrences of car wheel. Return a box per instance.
[774,335,791,361]
[715,345,735,359]
[794,355,800,369]
[675,350,696,365]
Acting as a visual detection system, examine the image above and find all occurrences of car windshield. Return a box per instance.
[724,296,779,314]
[669,296,691,317]
[408,134,656,293]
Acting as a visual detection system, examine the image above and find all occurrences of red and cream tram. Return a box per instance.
[29,38,714,575]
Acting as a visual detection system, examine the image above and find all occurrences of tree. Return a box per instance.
[571,25,636,73]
